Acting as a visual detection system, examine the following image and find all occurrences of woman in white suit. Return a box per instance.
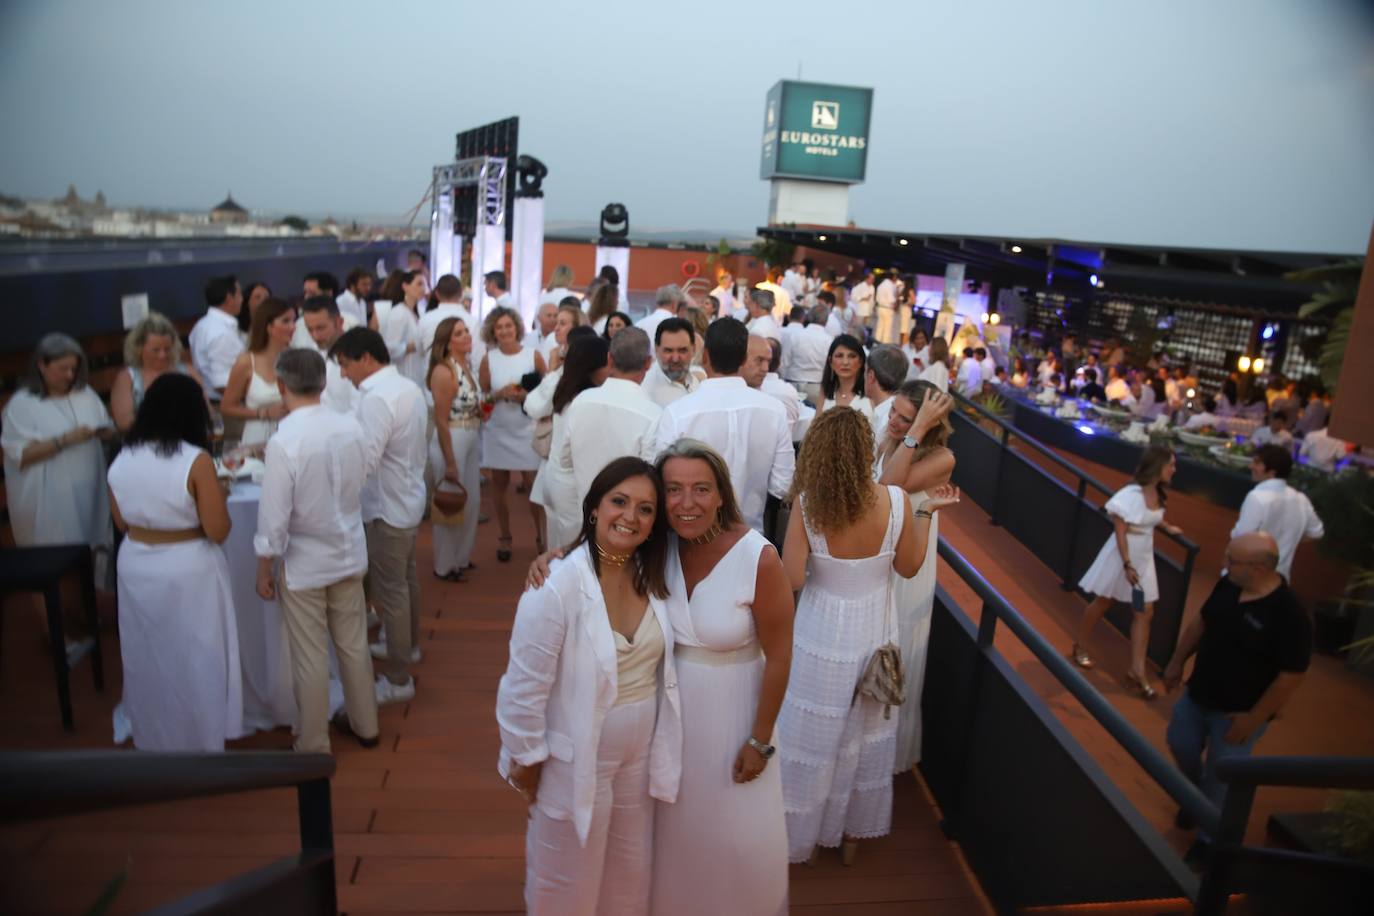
[497,456,682,915]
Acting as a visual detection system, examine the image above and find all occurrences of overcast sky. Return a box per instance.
[2,0,1371,253]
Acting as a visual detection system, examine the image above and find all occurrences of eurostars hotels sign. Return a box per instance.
[760,80,873,184]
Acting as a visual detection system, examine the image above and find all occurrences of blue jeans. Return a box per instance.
[1166,692,1269,835]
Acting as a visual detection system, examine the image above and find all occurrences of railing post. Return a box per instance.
[297,776,334,853]
[989,425,1009,527]
[942,600,997,841]
[1193,780,1255,915]
[976,600,998,647]
[1061,477,1088,589]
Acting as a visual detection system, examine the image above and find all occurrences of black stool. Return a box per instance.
[0,545,105,731]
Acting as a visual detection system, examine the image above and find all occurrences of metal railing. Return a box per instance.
[0,750,338,915]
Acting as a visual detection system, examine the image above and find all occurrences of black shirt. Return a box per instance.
[1187,577,1311,712]
[1079,382,1107,402]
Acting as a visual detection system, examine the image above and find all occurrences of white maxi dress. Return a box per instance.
[778,486,905,861]
[107,441,242,751]
[652,530,788,916]
[892,486,938,773]
[1078,484,1163,603]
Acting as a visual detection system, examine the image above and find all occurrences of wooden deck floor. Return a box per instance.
[0,487,992,915]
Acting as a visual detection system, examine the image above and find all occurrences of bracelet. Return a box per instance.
[53,435,65,452]
[914,509,934,520]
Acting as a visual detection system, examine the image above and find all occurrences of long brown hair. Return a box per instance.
[927,336,950,368]
[248,297,293,352]
[587,283,619,325]
[568,457,669,599]
[1133,444,1174,507]
[791,406,876,534]
[425,317,464,387]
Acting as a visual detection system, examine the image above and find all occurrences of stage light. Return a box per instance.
[1238,355,1251,372]
[1089,274,1099,287]
[818,234,827,241]
[980,312,990,323]
[1253,357,1265,373]
[990,313,1001,324]
[599,203,629,242]
[1011,245,1023,253]
[898,238,909,246]
[1261,324,1275,340]
[1077,425,1095,436]
[1186,387,1196,398]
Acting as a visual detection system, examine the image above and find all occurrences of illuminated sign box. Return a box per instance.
[759,80,874,184]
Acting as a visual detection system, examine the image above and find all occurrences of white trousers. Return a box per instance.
[525,696,657,916]
[875,306,899,344]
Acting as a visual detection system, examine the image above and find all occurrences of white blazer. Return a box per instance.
[496,543,683,844]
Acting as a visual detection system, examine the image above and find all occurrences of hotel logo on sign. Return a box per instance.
[811,101,839,130]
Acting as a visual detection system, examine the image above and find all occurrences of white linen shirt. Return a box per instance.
[322,357,358,415]
[635,308,676,342]
[496,544,682,844]
[355,365,428,529]
[652,376,794,532]
[786,324,833,385]
[562,378,663,505]
[382,303,426,390]
[919,361,950,392]
[957,358,983,396]
[746,313,782,344]
[188,307,245,392]
[253,404,368,590]
[1231,478,1324,582]
[641,360,698,408]
[876,278,897,311]
[756,281,792,320]
[850,281,876,318]
[336,290,367,326]
[759,373,802,431]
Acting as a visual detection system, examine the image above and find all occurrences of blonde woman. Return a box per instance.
[427,317,483,581]
[542,264,575,305]
[778,407,958,866]
[876,382,956,774]
[219,297,295,447]
[110,312,205,432]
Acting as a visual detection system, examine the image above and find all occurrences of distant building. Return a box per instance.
[210,192,249,224]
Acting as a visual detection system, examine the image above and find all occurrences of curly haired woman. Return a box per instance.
[776,407,958,867]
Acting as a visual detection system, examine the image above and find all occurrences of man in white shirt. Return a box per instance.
[525,301,557,353]
[563,328,662,505]
[254,349,378,752]
[757,267,793,321]
[635,284,681,342]
[188,274,246,400]
[330,328,428,706]
[1300,422,1349,472]
[977,347,996,384]
[653,317,794,533]
[300,296,358,415]
[751,337,802,433]
[1232,444,1324,582]
[744,288,782,343]
[484,270,513,309]
[956,347,983,396]
[874,272,899,344]
[782,264,805,305]
[337,268,373,327]
[640,318,699,407]
[710,271,736,318]
[1251,411,1294,449]
[1104,365,1131,403]
[865,345,909,450]
[293,272,342,349]
[850,270,876,335]
[779,306,808,380]
[417,274,484,374]
[786,304,836,405]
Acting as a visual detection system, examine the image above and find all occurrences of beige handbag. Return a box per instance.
[853,559,906,719]
[531,415,553,459]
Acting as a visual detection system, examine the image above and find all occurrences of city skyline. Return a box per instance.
[2,1,1372,253]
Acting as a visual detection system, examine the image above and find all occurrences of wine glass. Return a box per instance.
[222,445,249,476]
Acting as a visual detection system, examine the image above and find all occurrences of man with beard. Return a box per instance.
[640,318,699,407]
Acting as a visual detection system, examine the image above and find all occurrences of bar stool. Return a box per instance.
[0,544,105,731]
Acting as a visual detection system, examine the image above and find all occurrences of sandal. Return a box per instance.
[497,536,513,562]
[1126,672,1158,700]
[433,570,466,583]
[1070,643,1094,669]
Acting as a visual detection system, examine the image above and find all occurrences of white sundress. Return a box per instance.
[1078,483,1164,603]
[481,346,540,471]
[778,485,905,862]
[240,353,282,447]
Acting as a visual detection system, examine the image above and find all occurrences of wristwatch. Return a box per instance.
[746,736,776,759]
[902,435,919,449]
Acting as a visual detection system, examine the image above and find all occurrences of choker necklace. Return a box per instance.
[688,520,723,546]
[595,542,632,568]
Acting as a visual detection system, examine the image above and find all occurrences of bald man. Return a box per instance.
[1163,532,1311,853]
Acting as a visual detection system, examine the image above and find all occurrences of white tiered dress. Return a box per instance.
[651,530,788,916]
[778,485,905,861]
[107,441,242,751]
[481,346,540,471]
[1078,484,1163,603]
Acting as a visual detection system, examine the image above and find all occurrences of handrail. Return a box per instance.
[0,750,336,823]
[935,537,1221,836]
[1215,755,1374,791]
[950,390,1200,555]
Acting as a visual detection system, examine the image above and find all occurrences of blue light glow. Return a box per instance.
[1077,425,1095,435]
[1262,324,1275,340]
[1089,274,1099,287]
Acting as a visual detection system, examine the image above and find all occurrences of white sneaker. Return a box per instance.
[375,675,416,705]
[365,607,380,628]
[368,633,422,664]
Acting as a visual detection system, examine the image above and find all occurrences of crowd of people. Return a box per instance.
[0,253,1349,909]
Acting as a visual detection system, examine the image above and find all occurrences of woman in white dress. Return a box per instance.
[110,312,205,432]
[1072,445,1183,699]
[427,317,483,582]
[542,335,611,551]
[875,383,956,774]
[1,334,115,622]
[818,334,875,428]
[650,440,794,916]
[526,314,591,542]
[107,373,242,750]
[779,407,957,866]
[917,337,951,393]
[498,457,680,915]
[382,269,428,389]
[479,305,548,561]
[220,297,294,447]
[903,328,931,381]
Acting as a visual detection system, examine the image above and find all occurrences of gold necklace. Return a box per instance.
[687,520,723,546]
[595,542,631,568]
